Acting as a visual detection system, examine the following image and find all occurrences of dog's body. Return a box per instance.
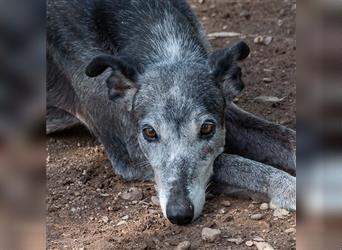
[47,0,296,224]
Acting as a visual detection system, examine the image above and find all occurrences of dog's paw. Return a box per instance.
[269,174,296,211]
[270,195,296,211]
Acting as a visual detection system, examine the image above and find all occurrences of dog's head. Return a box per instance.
[86,41,249,225]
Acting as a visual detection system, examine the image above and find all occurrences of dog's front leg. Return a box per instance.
[224,103,296,175]
[213,154,296,210]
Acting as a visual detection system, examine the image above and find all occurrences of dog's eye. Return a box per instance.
[200,121,216,138]
[143,126,158,141]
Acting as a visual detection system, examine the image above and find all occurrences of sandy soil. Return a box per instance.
[47,0,296,249]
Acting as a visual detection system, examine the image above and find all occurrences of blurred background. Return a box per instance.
[0,0,45,249]
[297,0,342,249]
[0,0,341,249]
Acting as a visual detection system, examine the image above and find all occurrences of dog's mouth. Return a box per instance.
[155,182,206,225]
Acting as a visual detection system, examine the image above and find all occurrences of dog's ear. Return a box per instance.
[86,55,138,109]
[209,41,250,102]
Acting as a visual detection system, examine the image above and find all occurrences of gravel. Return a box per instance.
[284,227,296,234]
[201,227,221,242]
[151,196,159,206]
[101,216,109,223]
[246,240,254,247]
[250,213,264,220]
[273,208,290,218]
[221,200,231,207]
[254,241,275,250]
[260,203,269,210]
[227,237,244,245]
[120,187,143,201]
[175,241,191,250]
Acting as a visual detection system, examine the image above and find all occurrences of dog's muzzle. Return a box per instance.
[165,187,194,225]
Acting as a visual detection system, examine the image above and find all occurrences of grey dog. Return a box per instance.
[47,0,296,225]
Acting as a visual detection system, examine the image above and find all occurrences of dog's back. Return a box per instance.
[47,0,209,65]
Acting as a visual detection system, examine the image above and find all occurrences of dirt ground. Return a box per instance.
[47,0,296,249]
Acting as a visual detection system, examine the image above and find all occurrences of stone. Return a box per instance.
[263,36,273,45]
[120,187,143,201]
[253,236,265,242]
[285,228,296,234]
[201,227,221,242]
[250,213,264,220]
[175,241,191,250]
[263,77,273,83]
[246,240,254,247]
[254,36,264,44]
[253,36,273,45]
[121,215,129,220]
[254,241,275,250]
[208,32,241,39]
[221,200,231,207]
[260,203,269,210]
[219,208,226,214]
[240,10,251,19]
[116,220,127,226]
[254,96,285,103]
[227,237,243,245]
[273,208,289,218]
[101,216,109,223]
[151,196,159,206]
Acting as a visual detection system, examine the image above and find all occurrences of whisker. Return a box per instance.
[205,181,214,195]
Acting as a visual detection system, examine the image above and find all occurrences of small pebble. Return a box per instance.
[198,0,204,4]
[240,10,251,19]
[251,213,264,220]
[221,200,231,207]
[263,77,273,83]
[175,241,191,250]
[254,36,273,45]
[254,36,264,44]
[246,240,254,247]
[151,196,160,206]
[260,203,269,210]
[219,208,226,214]
[121,215,129,220]
[273,208,289,218]
[227,237,243,245]
[116,220,127,226]
[278,19,284,26]
[263,36,273,45]
[201,227,221,242]
[254,241,275,250]
[284,228,296,234]
[120,187,143,201]
[253,236,265,242]
[101,216,109,223]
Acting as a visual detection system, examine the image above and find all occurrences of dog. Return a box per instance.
[47,0,296,225]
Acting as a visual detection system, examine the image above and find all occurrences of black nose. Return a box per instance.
[166,199,194,225]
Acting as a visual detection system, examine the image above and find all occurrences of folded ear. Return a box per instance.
[86,55,138,109]
[209,41,250,102]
